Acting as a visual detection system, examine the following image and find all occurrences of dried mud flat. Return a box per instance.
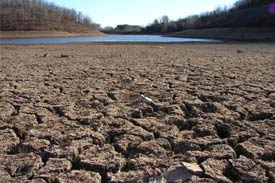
[0,43,275,183]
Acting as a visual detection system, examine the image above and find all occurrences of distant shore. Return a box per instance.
[0,30,105,39]
[166,27,275,42]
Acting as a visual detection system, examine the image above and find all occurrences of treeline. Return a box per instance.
[102,25,142,34]
[167,0,274,32]
[102,0,275,34]
[0,0,99,32]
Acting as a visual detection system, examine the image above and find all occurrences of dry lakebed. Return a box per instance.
[0,42,275,183]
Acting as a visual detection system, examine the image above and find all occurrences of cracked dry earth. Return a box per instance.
[0,43,275,183]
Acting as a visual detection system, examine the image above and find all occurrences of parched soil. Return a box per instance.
[0,43,275,183]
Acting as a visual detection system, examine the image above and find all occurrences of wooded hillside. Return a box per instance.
[144,0,275,34]
[0,0,99,32]
[102,0,275,34]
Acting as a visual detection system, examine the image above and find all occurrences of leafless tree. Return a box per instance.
[0,0,98,31]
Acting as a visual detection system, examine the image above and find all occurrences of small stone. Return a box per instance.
[181,162,203,176]
[166,166,193,182]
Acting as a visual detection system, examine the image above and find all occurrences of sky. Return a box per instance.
[47,0,238,27]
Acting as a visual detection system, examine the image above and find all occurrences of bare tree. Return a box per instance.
[0,0,98,31]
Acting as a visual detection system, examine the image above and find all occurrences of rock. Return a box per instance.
[181,162,203,176]
[201,158,232,183]
[57,170,101,183]
[139,94,153,104]
[0,128,20,153]
[165,165,193,182]
[227,156,268,183]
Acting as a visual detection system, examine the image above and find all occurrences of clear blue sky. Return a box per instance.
[47,0,238,27]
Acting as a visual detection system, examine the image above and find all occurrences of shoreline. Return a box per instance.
[166,27,275,42]
[0,30,105,39]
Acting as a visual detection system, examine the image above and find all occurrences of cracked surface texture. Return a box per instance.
[0,43,275,183]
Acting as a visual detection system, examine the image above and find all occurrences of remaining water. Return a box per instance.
[0,35,221,44]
